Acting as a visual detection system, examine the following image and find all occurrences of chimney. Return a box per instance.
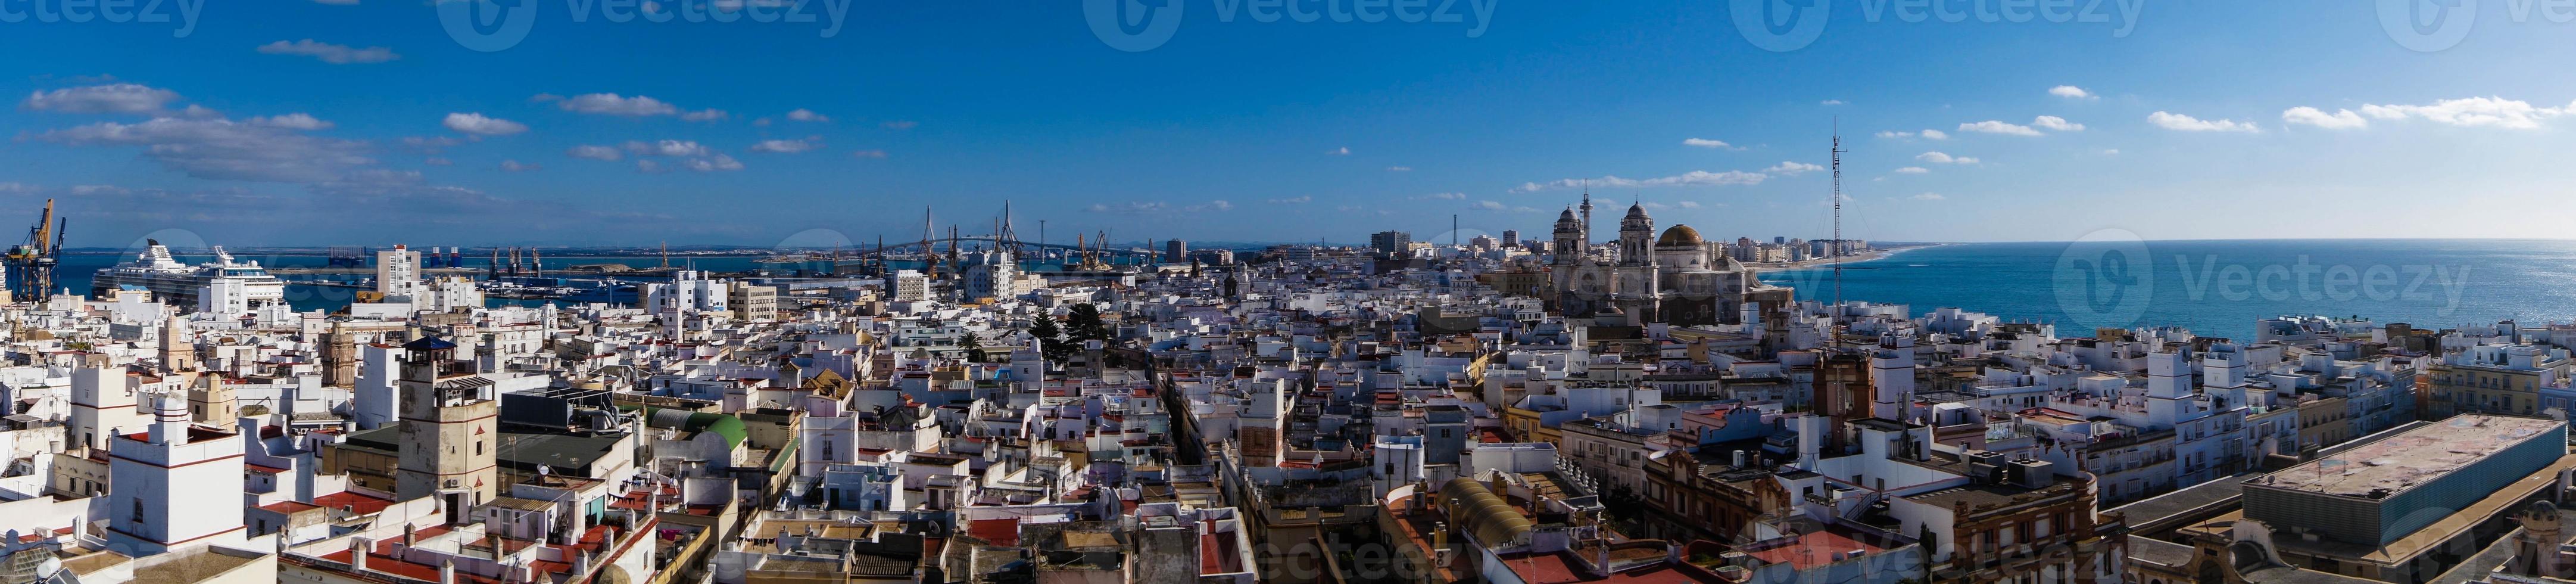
[403,524,417,548]
[439,559,457,584]
[1431,521,1448,559]
[348,537,370,572]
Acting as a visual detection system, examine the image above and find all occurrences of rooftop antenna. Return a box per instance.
[1831,118,1847,308]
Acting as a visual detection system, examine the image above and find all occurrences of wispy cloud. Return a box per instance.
[1512,170,1769,193]
[1682,138,1739,149]
[258,39,399,64]
[2354,97,2575,129]
[1916,151,1978,164]
[1267,195,1312,204]
[749,136,823,153]
[1764,161,1824,175]
[1910,192,1947,201]
[443,112,527,135]
[1893,166,1929,174]
[2148,111,2260,132]
[2049,85,2095,100]
[1959,120,2042,136]
[2281,107,2368,129]
[555,93,680,117]
[1876,129,1948,140]
[2032,115,2085,131]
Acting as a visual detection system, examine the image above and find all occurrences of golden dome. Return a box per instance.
[1657,225,1704,247]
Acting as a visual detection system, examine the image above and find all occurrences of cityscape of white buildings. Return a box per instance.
[0,216,2573,584]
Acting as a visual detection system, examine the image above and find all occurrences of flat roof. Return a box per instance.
[2256,414,2561,498]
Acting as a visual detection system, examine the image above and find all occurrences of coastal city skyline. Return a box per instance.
[13,5,2576,584]
[10,3,2576,246]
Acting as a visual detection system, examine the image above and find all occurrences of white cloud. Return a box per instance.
[680,108,728,122]
[1764,161,1825,175]
[257,39,399,64]
[248,113,333,130]
[442,112,527,136]
[1419,192,1467,200]
[500,160,540,172]
[2101,148,2120,155]
[2281,107,2368,129]
[1894,166,1929,174]
[2049,85,2095,100]
[1268,195,1312,204]
[679,154,744,172]
[635,160,663,173]
[566,145,622,161]
[36,116,376,183]
[785,108,829,122]
[1916,151,1978,164]
[2356,97,2574,129]
[1820,100,1845,105]
[21,83,182,114]
[1387,166,1413,172]
[624,139,710,157]
[559,93,679,117]
[850,149,889,159]
[881,120,918,130]
[423,157,453,166]
[1959,120,2042,136]
[1682,138,1734,149]
[1512,170,1769,193]
[1676,201,1702,209]
[2148,111,2260,132]
[2032,115,2085,131]
[1329,147,1351,156]
[1877,129,1949,140]
[1910,192,1947,201]
[749,136,822,153]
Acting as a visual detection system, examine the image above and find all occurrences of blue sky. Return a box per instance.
[5,1,2575,247]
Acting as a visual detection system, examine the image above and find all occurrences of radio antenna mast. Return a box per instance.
[1831,119,1847,308]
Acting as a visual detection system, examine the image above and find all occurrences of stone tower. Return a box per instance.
[158,315,193,374]
[393,335,498,524]
[322,319,357,388]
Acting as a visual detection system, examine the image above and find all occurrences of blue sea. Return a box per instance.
[1759,239,2576,340]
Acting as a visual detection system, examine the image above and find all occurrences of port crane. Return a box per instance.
[5,200,63,302]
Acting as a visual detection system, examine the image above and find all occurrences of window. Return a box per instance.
[131,499,146,524]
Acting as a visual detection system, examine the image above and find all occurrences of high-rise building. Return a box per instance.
[1370,231,1412,254]
[1501,229,1520,248]
[392,336,498,524]
[375,244,422,298]
[1165,239,1186,263]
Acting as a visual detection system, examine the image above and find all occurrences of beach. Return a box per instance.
[1749,244,1944,270]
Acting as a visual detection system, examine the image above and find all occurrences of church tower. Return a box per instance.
[158,315,193,374]
[1618,203,1654,266]
[322,319,357,387]
[1552,207,1583,266]
[393,335,498,524]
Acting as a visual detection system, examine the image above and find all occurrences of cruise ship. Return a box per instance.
[89,241,288,308]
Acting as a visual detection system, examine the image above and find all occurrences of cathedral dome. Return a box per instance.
[1625,203,1649,220]
[1657,225,1703,247]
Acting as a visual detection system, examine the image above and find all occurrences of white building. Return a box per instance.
[105,393,249,556]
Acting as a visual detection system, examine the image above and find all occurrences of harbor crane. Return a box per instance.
[5,200,63,302]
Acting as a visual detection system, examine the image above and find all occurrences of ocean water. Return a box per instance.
[1758,239,2576,340]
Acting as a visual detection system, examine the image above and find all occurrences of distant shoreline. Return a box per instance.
[1749,243,1947,271]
